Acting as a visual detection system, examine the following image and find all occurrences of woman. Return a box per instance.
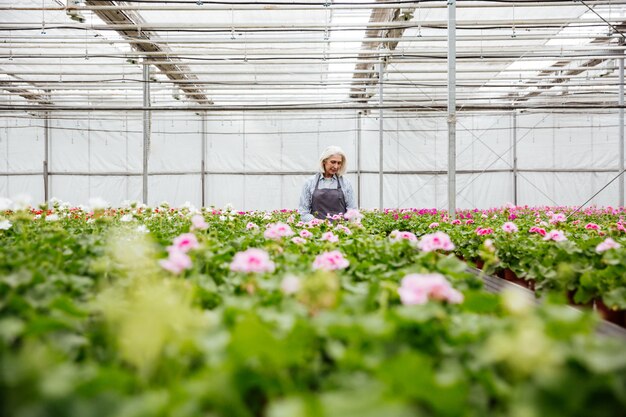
[298,146,356,222]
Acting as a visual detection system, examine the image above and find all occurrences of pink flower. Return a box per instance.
[596,238,621,253]
[429,222,439,229]
[476,227,494,236]
[550,213,566,224]
[291,237,306,245]
[397,273,463,306]
[264,222,295,240]
[299,229,313,239]
[246,222,259,230]
[170,233,199,253]
[543,230,567,242]
[417,232,455,252]
[501,222,518,233]
[344,209,364,222]
[304,218,324,228]
[159,250,192,274]
[529,226,547,236]
[230,248,275,273]
[321,231,339,243]
[389,230,418,242]
[617,222,626,232]
[585,223,600,231]
[280,275,301,295]
[190,214,208,231]
[312,250,349,271]
[451,219,461,225]
[465,219,475,225]
[334,224,352,235]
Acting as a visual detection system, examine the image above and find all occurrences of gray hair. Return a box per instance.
[318,145,347,176]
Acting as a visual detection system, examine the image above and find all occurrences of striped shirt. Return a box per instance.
[298,174,356,222]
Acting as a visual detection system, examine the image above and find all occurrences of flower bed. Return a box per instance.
[0,200,625,416]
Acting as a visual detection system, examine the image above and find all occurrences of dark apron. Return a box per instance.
[311,174,347,220]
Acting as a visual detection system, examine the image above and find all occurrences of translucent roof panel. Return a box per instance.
[1,1,626,112]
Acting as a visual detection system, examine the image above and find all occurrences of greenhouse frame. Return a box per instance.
[1,0,626,211]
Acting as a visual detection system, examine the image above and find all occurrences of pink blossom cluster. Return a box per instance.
[302,218,324,228]
[501,222,518,233]
[528,226,547,236]
[543,230,567,242]
[190,214,208,231]
[291,237,306,245]
[344,208,364,222]
[596,237,621,253]
[334,224,352,235]
[264,222,295,240]
[417,232,455,252]
[321,231,339,243]
[312,250,350,271]
[585,223,600,231]
[475,227,494,236]
[549,213,566,224]
[246,222,259,230]
[229,248,275,273]
[159,232,199,274]
[397,273,463,305]
[299,229,313,238]
[429,222,439,229]
[389,230,418,242]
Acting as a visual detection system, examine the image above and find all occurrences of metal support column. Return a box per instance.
[142,62,151,204]
[43,110,49,202]
[618,38,624,207]
[513,111,518,205]
[447,0,457,218]
[201,112,207,207]
[379,59,384,211]
[357,111,362,208]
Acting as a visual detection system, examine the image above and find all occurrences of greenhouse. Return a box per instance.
[1,1,626,417]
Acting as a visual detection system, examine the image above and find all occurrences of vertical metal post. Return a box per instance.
[447,0,457,218]
[201,112,207,207]
[142,62,151,204]
[618,38,624,207]
[43,110,49,202]
[379,58,384,210]
[513,111,518,205]
[357,111,362,208]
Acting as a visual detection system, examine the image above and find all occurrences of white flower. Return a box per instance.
[45,214,59,222]
[88,197,109,211]
[0,219,12,230]
[12,194,31,211]
[219,215,227,221]
[0,198,12,211]
[135,225,149,234]
[120,214,134,222]
[280,275,301,295]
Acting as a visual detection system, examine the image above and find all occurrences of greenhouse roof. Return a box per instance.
[2,0,626,113]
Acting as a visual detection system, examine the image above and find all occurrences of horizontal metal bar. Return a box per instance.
[0,169,621,177]
[3,1,622,12]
